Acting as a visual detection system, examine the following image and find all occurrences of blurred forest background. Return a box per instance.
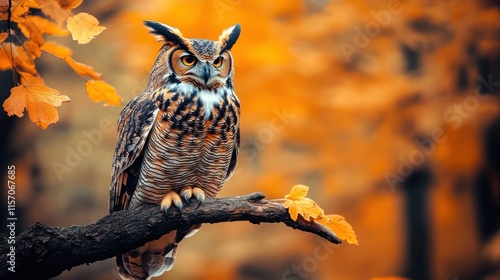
[1,0,500,279]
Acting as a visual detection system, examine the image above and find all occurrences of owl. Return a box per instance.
[109,21,241,280]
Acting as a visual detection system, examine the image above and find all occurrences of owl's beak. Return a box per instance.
[201,62,211,84]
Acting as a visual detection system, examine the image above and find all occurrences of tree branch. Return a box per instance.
[0,192,341,280]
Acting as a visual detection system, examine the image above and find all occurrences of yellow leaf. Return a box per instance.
[3,77,70,129]
[317,214,359,245]
[285,184,309,200]
[285,197,324,221]
[283,185,324,221]
[85,80,122,107]
[67,12,105,44]
[65,57,102,80]
[41,41,73,58]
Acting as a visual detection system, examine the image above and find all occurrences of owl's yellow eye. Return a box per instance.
[213,56,223,68]
[181,55,196,66]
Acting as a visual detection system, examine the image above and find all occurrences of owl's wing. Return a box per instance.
[109,93,159,213]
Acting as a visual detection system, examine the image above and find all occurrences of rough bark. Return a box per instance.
[0,192,341,280]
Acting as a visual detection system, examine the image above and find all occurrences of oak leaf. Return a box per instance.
[3,77,70,129]
[316,214,359,245]
[67,12,105,44]
[85,80,122,106]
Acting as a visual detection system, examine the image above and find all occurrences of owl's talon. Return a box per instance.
[192,187,205,209]
[180,188,193,205]
[161,192,183,213]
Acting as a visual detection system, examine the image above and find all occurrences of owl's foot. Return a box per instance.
[180,187,205,208]
[161,191,183,213]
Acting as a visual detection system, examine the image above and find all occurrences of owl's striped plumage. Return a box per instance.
[109,21,241,280]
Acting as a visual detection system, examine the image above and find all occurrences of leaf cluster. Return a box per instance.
[0,0,121,129]
[284,185,359,245]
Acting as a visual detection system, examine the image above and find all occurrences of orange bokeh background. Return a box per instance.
[1,0,499,279]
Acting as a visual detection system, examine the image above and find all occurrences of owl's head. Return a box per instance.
[144,21,240,90]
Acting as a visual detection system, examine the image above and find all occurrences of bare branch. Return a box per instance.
[0,192,341,280]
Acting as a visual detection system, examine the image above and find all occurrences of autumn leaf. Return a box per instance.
[371,277,411,280]
[39,0,71,25]
[0,44,37,76]
[67,12,105,44]
[85,80,121,106]
[58,0,83,10]
[41,41,73,58]
[27,16,70,36]
[282,185,358,245]
[316,214,359,245]
[3,77,70,129]
[65,57,102,80]
[285,184,309,200]
[284,185,324,221]
[0,32,8,44]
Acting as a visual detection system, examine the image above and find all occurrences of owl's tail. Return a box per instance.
[116,225,201,280]
[116,231,178,280]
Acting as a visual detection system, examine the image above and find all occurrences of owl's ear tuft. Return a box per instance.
[144,21,185,45]
[218,23,241,52]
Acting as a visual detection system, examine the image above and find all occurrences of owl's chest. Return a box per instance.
[155,90,238,148]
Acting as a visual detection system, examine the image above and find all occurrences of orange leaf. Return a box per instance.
[371,277,411,280]
[39,0,71,25]
[58,0,83,10]
[65,57,102,80]
[18,20,44,48]
[28,15,69,36]
[10,2,30,22]
[41,41,73,58]
[66,12,105,44]
[0,44,37,76]
[317,214,359,245]
[3,77,70,129]
[0,33,7,44]
[85,80,122,107]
